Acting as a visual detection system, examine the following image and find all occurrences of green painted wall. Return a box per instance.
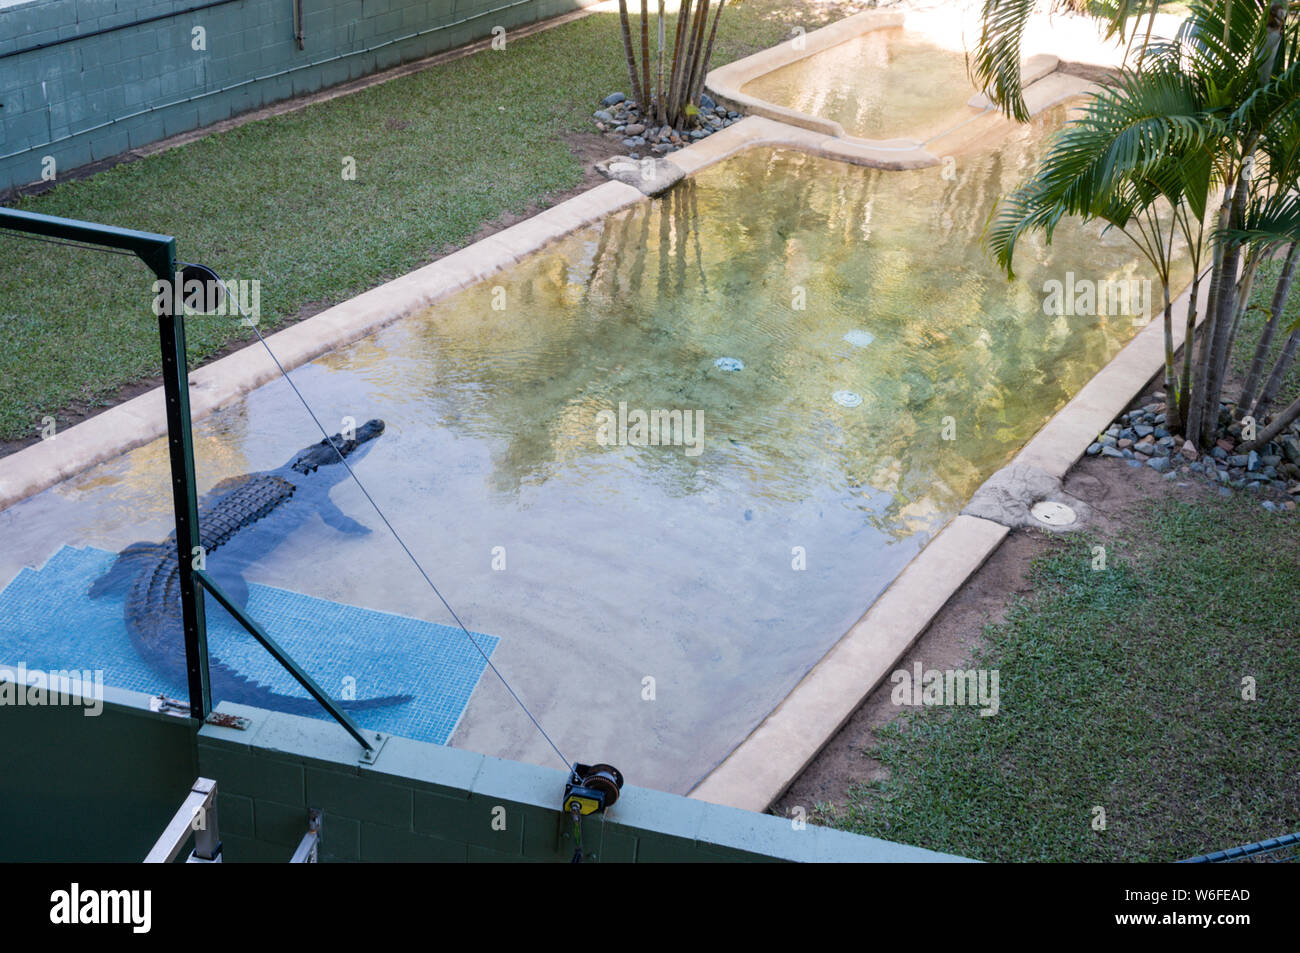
[0,681,197,861]
[0,676,971,862]
[197,702,971,863]
[0,0,592,195]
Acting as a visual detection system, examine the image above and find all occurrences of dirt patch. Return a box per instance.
[771,411,1234,819]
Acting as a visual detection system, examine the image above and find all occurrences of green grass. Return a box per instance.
[0,1,862,442]
[820,494,1300,862]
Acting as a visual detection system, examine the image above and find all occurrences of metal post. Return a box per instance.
[194,568,379,753]
[0,209,212,719]
[153,257,212,720]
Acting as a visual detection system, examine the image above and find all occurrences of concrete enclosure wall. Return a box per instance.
[0,676,197,861]
[0,0,591,195]
[197,702,970,862]
[0,672,969,861]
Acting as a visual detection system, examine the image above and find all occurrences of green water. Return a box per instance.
[740,28,980,140]
[0,106,1182,792]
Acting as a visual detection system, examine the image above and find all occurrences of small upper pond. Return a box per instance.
[0,103,1182,793]
[740,27,979,140]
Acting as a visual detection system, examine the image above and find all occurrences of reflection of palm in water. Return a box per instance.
[402,133,1158,537]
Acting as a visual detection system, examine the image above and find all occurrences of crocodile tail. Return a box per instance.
[88,542,169,598]
[210,660,412,716]
[336,693,417,711]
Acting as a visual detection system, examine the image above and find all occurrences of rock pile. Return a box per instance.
[593,92,742,159]
[1085,391,1300,512]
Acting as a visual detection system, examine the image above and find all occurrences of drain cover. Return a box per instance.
[832,390,863,408]
[1030,500,1077,526]
[714,357,744,371]
[843,330,875,348]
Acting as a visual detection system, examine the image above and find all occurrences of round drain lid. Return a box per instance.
[832,390,863,408]
[714,357,744,371]
[1031,500,1077,526]
[843,330,875,348]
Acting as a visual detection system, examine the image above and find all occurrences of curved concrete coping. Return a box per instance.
[705,8,1070,164]
[688,271,1207,815]
[705,10,905,144]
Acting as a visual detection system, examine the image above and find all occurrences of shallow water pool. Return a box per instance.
[740,27,979,140]
[0,105,1181,793]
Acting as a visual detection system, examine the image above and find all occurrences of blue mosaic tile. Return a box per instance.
[0,546,498,745]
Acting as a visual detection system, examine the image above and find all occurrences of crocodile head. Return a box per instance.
[289,418,385,475]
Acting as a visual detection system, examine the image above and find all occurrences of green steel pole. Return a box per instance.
[0,209,212,719]
[153,255,213,720]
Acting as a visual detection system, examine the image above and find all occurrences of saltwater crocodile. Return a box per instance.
[89,418,413,715]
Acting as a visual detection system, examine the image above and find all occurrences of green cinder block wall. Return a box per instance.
[197,702,974,863]
[0,682,197,862]
[0,678,973,861]
[0,0,594,195]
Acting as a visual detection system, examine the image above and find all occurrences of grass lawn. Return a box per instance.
[817,492,1300,862]
[0,0,865,443]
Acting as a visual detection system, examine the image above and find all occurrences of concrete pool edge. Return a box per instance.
[687,276,1206,814]
[703,9,1070,164]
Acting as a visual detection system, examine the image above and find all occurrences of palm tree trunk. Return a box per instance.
[1218,245,1262,396]
[618,1,645,111]
[1255,328,1300,419]
[667,0,693,127]
[640,0,651,117]
[1238,392,1300,452]
[681,0,711,123]
[1239,242,1298,412]
[656,1,666,125]
[689,0,726,110]
[1177,272,1202,428]
[1188,207,1229,442]
[1199,168,1254,446]
[1161,284,1182,434]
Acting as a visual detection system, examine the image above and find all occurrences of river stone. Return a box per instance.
[602,92,626,106]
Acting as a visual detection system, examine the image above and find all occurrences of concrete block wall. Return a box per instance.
[198,702,972,862]
[0,0,592,194]
[0,675,197,861]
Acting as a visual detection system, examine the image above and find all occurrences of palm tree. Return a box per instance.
[618,1,646,111]
[982,0,1300,449]
[614,0,728,128]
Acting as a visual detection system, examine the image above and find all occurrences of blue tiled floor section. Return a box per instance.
[0,546,498,745]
